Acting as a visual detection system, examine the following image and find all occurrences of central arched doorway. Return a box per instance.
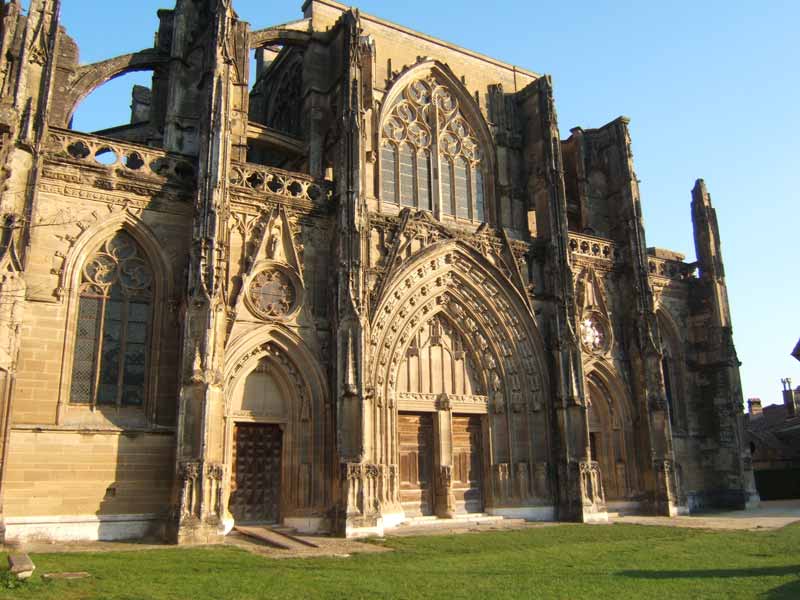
[395,315,486,516]
[368,241,552,525]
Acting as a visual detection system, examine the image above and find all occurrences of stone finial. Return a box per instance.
[781,378,798,418]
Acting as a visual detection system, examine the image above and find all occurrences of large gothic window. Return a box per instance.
[70,231,153,408]
[381,76,485,221]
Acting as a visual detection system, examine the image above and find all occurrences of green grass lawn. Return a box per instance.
[1,523,799,599]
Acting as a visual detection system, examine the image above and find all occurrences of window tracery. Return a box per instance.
[69,231,153,409]
[381,75,485,221]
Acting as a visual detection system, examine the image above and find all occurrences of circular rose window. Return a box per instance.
[579,314,609,354]
[247,267,299,319]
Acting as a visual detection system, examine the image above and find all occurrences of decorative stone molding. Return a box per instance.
[45,128,195,188]
[244,264,302,320]
[568,233,616,264]
[177,460,225,524]
[579,460,606,508]
[229,161,332,205]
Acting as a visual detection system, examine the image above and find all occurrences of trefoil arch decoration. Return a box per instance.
[224,326,330,422]
[379,63,493,223]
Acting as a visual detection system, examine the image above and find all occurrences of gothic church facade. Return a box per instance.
[0,0,758,543]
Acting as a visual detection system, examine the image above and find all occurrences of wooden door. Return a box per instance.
[452,414,483,513]
[398,412,434,517]
[229,423,282,523]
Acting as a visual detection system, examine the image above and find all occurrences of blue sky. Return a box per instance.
[50,0,799,406]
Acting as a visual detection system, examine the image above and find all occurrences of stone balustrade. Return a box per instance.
[229,161,332,204]
[648,256,695,281]
[45,128,196,185]
[568,232,617,262]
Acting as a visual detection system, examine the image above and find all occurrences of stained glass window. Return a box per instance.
[454,157,469,219]
[380,145,397,205]
[399,144,415,207]
[380,74,487,221]
[417,150,432,211]
[441,159,454,216]
[70,231,153,408]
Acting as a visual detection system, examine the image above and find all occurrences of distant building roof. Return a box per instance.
[792,338,800,362]
[746,403,800,459]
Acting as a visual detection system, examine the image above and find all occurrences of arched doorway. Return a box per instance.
[395,315,486,516]
[223,331,331,532]
[228,362,289,523]
[368,242,551,522]
[586,371,641,503]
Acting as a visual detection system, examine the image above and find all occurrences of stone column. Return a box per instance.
[166,1,249,544]
[517,75,606,523]
[434,396,455,518]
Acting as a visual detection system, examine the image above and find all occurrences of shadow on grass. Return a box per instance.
[765,579,800,600]
[620,565,800,579]
[621,565,800,599]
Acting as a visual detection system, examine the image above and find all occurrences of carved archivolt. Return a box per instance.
[369,241,547,412]
[227,340,311,421]
[224,326,328,412]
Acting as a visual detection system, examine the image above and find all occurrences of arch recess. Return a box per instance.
[369,240,547,404]
[368,239,554,508]
[585,364,641,501]
[60,211,174,301]
[224,325,329,410]
[370,238,550,487]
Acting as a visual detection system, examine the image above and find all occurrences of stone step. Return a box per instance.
[269,526,320,548]
[397,513,508,528]
[233,525,319,550]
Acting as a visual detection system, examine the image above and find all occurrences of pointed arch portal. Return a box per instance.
[586,367,642,502]
[223,327,332,529]
[369,240,551,517]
